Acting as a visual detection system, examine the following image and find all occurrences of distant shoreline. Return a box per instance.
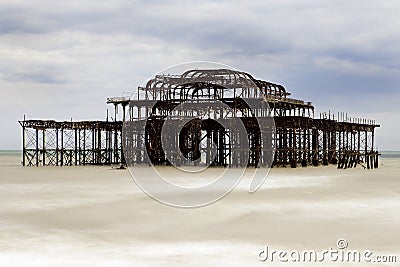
[0,150,22,154]
[380,151,400,158]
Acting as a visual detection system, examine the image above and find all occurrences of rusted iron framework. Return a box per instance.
[20,69,379,169]
[19,120,123,166]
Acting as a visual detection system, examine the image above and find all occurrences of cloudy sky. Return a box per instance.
[1,0,399,150]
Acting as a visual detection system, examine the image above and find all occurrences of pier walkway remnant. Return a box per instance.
[20,69,380,169]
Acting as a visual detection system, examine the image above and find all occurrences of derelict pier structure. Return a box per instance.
[19,69,380,169]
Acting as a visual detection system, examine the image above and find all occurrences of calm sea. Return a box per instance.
[0,150,399,166]
[380,151,400,158]
[0,150,22,166]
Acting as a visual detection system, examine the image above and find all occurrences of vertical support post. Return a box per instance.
[56,128,59,166]
[42,129,46,166]
[302,128,307,167]
[92,127,95,164]
[312,128,318,166]
[22,122,26,166]
[371,128,375,152]
[206,130,211,166]
[105,127,109,164]
[114,125,118,164]
[79,129,82,165]
[74,128,78,165]
[357,130,361,164]
[322,130,328,165]
[60,128,64,166]
[329,128,337,164]
[35,128,39,166]
[219,129,224,166]
[338,130,342,163]
[307,128,311,166]
[283,128,288,166]
[98,127,101,164]
[83,128,86,165]
[364,130,368,164]
[291,128,297,168]
[288,129,293,163]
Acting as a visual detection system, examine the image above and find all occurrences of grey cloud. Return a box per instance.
[0,0,400,149]
[2,71,64,84]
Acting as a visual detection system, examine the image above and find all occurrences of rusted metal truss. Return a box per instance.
[19,120,123,166]
[20,69,379,169]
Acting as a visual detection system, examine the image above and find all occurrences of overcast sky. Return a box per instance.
[1,0,399,150]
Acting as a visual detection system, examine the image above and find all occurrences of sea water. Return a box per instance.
[0,150,21,166]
